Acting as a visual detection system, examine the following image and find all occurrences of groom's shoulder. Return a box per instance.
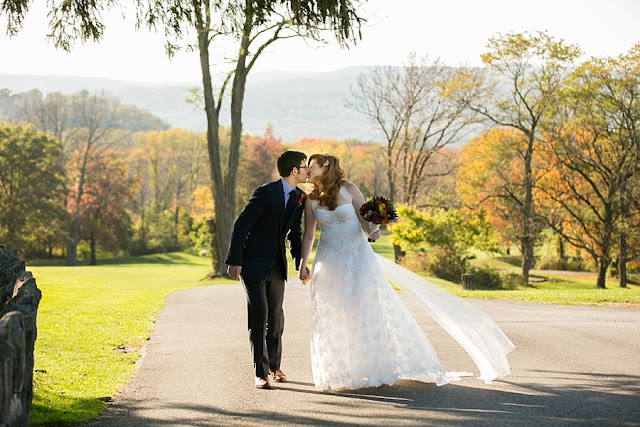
[261,180,281,191]
[252,180,280,197]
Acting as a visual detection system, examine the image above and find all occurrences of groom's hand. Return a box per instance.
[227,265,242,280]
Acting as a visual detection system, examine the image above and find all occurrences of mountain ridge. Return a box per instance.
[0,68,379,142]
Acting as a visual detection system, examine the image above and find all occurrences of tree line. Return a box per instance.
[2,30,637,289]
[357,33,639,289]
[2,0,366,276]
[1,0,638,288]
[0,89,387,264]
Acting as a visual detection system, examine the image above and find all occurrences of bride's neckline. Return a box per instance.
[313,185,352,212]
[314,202,352,212]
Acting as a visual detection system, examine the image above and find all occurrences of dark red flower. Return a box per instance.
[359,196,398,225]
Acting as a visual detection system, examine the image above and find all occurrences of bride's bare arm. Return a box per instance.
[299,196,316,283]
[344,181,379,239]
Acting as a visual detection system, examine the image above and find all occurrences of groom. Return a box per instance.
[226,150,309,389]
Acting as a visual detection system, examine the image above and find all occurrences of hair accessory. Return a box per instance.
[323,159,329,167]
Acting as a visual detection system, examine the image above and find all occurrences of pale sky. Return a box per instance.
[1,0,639,83]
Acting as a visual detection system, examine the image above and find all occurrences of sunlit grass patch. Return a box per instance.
[29,250,233,425]
[374,234,640,306]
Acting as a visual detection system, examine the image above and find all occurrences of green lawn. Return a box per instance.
[310,228,640,305]
[419,272,640,305]
[28,251,233,426]
[395,236,640,306]
[465,249,640,305]
[469,253,522,271]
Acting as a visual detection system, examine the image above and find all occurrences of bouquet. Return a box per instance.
[359,196,398,241]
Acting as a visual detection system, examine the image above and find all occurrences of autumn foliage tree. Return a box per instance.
[128,128,207,253]
[67,153,138,264]
[539,44,640,288]
[236,124,283,207]
[0,123,66,256]
[2,0,365,276]
[451,31,581,283]
[63,91,122,265]
[457,127,547,254]
[390,205,495,282]
[349,53,475,206]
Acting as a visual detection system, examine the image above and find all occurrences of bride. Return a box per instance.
[298,154,515,391]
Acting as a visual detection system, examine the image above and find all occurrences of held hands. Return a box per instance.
[298,266,311,285]
[227,265,242,280]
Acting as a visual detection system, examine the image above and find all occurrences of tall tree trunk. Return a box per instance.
[89,231,96,265]
[70,213,80,265]
[596,210,614,289]
[174,205,180,246]
[387,152,403,262]
[139,190,147,241]
[229,5,253,210]
[69,175,86,266]
[618,232,628,288]
[198,22,227,277]
[521,136,535,284]
[521,241,534,284]
[556,232,566,260]
[65,239,76,266]
[68,164,86,267]
[67,142,91,266]
[208,2,261,277]
[596,256,608,289]
[220,3,254,275]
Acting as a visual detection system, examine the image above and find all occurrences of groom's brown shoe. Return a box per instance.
[270,369,287,383]
[255,376,271,389]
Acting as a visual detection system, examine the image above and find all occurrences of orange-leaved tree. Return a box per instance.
[67,152,138,264]
[539,45,640,287]
[456,127,547,255]
[236,124,283,208]
[450,31,581,283]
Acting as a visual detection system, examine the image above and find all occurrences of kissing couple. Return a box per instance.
[225,151,515,390]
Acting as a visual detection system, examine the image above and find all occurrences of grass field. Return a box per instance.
[28,250,232,426]
[25,231,639,425]
[465,250,640,305]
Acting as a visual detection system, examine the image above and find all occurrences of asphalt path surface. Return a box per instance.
[91,281,640,426]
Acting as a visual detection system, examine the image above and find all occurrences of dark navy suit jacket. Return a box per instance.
[225,180,305,282]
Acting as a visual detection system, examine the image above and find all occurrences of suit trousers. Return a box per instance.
[241,257,286,378]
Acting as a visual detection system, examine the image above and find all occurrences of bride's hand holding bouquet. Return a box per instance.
[359,196,398,242]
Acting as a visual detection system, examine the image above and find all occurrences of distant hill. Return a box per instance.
[0,67,380,142]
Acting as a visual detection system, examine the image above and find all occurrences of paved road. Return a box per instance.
[91,282,640,426]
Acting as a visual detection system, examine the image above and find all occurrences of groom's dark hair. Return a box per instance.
[277,151,307,177]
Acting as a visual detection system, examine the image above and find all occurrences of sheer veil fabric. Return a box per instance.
[376,254,515,383]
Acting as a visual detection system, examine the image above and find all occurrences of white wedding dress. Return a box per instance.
[308,186,514,391]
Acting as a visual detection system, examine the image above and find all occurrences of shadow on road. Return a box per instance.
[95,370,640,426]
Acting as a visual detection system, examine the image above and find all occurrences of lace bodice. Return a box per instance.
[312,186,364,247]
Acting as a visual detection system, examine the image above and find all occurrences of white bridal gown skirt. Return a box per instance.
[309,203,448,391]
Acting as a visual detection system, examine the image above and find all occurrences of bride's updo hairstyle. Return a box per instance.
[308,154,346,210]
